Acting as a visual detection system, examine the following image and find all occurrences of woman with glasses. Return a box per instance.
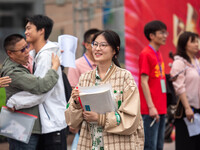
[65,30,144,150]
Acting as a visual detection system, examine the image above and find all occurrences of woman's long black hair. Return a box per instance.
[176,31,199,63]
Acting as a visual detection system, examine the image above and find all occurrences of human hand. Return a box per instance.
[0,76,12,88]
[149,107,160,122]
[69,126,79,134]
[51,53,60,71]
[83,111,98,123]
[71,87,80,104]
[185,107,194,122]
[7,107,15,112]
[169,74,178,81]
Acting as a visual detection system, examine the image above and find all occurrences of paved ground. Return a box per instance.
[0,135,73,150]
[164,141,175,150]
[0,142,8,150]
[0,134,175,150]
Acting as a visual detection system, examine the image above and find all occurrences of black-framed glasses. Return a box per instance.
[91,41,109,50]
[9,44,30,53]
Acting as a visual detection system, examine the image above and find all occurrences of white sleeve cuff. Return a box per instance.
[6,101,14,109]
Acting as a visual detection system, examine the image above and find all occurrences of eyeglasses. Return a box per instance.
[91,41,109,50]
[9,44,30,53]
[157,31,169,36]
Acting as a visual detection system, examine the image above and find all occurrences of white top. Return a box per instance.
[7,41,67,133]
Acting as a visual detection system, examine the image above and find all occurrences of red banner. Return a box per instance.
[125,0,200,84]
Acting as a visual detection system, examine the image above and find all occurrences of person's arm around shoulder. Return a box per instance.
[37,53,60,92]
[51,53,60,71]
[6,54,60,110]
[141,74,159,122]
[11,53,60,94]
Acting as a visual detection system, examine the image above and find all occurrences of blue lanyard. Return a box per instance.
[149,45,163,77]
[83,54,93,70]
[194,58,200,76]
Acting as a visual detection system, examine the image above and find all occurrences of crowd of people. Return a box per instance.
[0,14,199,150]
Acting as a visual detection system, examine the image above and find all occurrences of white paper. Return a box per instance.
[79,84,117,114]
[183,113,200,137]
[58,34,78,68]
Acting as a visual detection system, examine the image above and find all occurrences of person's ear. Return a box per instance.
[85,42,91,49]
[39,28,45,36]
[149,33,155,41]
[117,46,120,52]
[112,49,116,56]
[7,50,15,60]
[114,46,120,54]
[7,51,12,57]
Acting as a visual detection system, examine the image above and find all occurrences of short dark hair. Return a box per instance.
[92,30,121,67]
[3,34,25,53]
[176,31,199,63]
[144,20,167,41]
[84,28,100,43]
[26,15,53,40]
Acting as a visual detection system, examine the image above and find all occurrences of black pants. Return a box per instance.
[175,116,200,150]
[37,128,67,150]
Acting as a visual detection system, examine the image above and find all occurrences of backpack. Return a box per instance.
[166,74,178,106]
[61,65,72,102]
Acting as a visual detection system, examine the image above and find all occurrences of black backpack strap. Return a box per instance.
[61,65,72,102]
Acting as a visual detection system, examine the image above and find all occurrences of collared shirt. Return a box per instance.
[68,54,96,87]
[23,55,33,74]
[171,56,200,109]
[95,63,112,86]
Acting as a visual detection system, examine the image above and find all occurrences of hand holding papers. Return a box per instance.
[184,113,200,137]
[58,34,78,68]
[78,84,117,114]
[0,106,37,143]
